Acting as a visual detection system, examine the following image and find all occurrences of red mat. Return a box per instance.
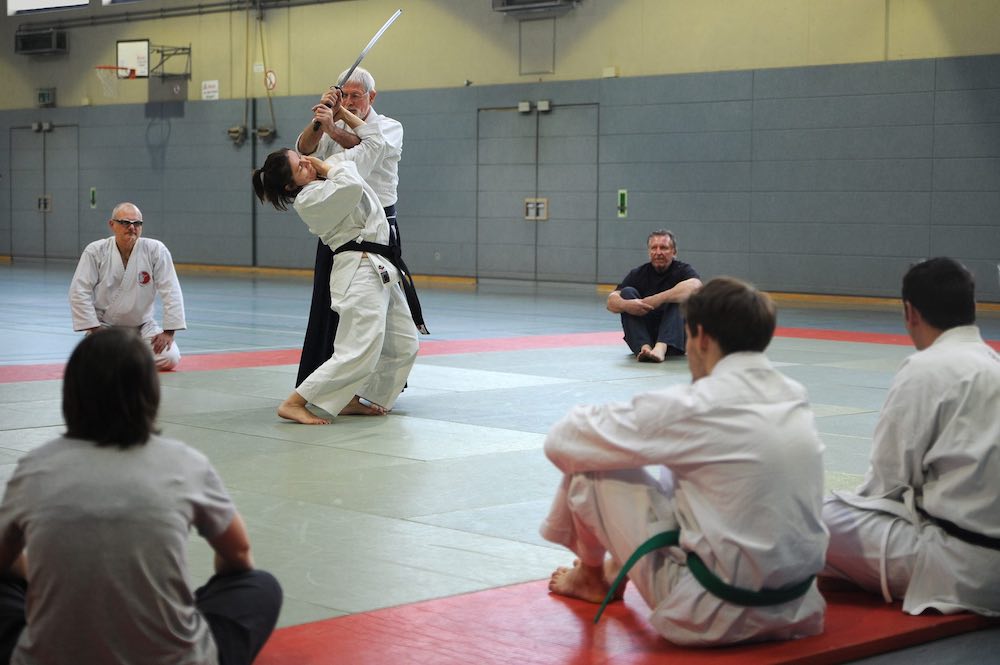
[4,329,999,384]
[256,580,995,665]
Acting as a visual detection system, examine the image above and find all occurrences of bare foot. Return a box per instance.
[338,395,387,416]
[548,559,611,604]
[637,348,663,363]
[277,400,330,425]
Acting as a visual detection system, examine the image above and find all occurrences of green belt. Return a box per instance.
[594,530,815,623]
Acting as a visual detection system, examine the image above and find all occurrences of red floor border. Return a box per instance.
[254,580,998,665]
[2,328,998,384]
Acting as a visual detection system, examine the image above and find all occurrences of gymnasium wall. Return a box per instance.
[2,1,1000,110]
[0,0,997,300]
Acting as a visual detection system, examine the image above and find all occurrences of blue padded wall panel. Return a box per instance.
[2,55,998,300]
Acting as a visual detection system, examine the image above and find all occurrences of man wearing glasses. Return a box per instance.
[68,202,187,370]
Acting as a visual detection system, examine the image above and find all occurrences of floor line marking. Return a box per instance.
[2,328,997,384]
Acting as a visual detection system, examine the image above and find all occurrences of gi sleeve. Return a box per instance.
[340,121,387,180]
[68,245,102,331]
[294,161,366,236]
[379,116,403,163]
[856,356,932,499]
[544,384,699,474]
[153,244,186,331]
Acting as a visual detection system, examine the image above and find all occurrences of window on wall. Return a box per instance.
[7,0,87,15]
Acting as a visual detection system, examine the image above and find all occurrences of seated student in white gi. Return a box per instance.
[68,201,186,370]
[540,277,828,646]
[251,90,422,425]
[822,257,1000,616]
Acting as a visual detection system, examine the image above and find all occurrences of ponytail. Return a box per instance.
[251,148,301,211]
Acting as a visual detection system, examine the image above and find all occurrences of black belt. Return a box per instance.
[332,239,429,334]
[920,509,1000,550]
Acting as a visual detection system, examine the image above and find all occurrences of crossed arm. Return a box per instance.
[606,277,702,316]
[297,89,361,154]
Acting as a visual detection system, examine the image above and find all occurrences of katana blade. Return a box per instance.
[312,9,403,131]
[338,9,403,88]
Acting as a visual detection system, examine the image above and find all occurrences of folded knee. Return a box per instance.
[155,353,181,371]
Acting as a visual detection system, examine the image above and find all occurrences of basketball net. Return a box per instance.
[95,66,136,98]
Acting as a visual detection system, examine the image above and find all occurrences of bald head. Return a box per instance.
[108,201,144,254]
[112,202,142,220]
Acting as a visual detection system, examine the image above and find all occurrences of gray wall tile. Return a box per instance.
[935,89,1000,125]
[753,93,934,130]
[933,158,1000,191]
[935,55,1000,90]
[934,123,1000,158]
[752,159,932,191]
[753,126,932,160]
[1,55,997,300]
[754,60,935,98]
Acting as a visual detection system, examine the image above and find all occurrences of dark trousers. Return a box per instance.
[295,205,399,387]
[619,286,687,355]
[0,570,282,665]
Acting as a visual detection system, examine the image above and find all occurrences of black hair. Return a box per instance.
[252,148,300,211]
[901,257,975,330]
[63,327,160,448]
[683,277,776,355]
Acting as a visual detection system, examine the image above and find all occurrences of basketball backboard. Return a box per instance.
[116,39,149,78]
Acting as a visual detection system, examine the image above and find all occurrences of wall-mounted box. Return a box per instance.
[15,29,68,55]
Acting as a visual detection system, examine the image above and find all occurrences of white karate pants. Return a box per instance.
[296,260,418,416]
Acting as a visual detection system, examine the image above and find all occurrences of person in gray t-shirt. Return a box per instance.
[0,328,282,665]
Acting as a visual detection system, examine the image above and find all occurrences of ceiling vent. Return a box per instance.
[492,0,580,19]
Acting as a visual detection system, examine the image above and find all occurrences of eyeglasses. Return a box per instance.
[112,219,143,228]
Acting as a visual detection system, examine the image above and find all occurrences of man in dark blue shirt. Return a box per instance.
[606,230,702,362]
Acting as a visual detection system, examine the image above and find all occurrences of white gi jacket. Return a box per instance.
[543,352,828,645]
[299,108,402,207]
[69,237,186,336]
[832,325,1000,615]
[293,123,397,297]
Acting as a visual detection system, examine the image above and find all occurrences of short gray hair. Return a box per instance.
[338,66,375,93]
[112,201,142,220]
[647,229,677,250]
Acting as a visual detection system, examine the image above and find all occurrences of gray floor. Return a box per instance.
[1,259,998,662]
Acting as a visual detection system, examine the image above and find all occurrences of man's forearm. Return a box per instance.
[297,123,322,154]
[329,125,362,149]
[606,291,625,313]
[650,278,702,308]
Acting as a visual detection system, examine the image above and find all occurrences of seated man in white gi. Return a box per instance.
[540,277,828,646]
[68,202,186,370]
[822,257,1000,616]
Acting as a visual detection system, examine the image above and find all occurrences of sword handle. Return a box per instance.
[311,86,342,132]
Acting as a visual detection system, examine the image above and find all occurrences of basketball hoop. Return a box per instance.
[95,65,136,98]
